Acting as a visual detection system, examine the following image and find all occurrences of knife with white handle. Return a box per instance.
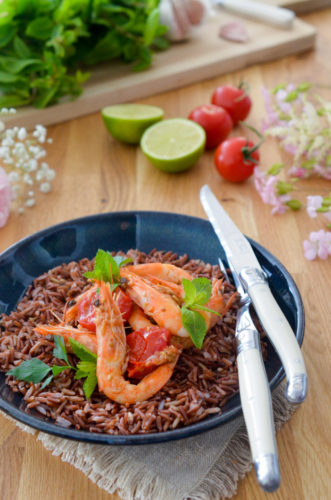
[223,256,280,491]
[214,0,295,29]
[200,185,307,404]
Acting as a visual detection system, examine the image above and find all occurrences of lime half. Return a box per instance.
[101,104,164,144]
[140,118,206,173]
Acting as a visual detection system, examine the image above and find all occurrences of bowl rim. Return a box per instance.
[0,210,305,445]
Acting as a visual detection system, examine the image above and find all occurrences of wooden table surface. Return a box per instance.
[1,8,330,500]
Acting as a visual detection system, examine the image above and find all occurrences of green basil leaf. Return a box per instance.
[144,8,160,46]
[83,370,98,399]
[191,304,221,316]
[52,365,71,376]
[0,24,16,48]
[181,307,207,349]
[7,359,52,384]
[25,17,54,41]
[69,338,97,362]
[0,56,42,74]
[13,36,31,59]
[53,335,69,363]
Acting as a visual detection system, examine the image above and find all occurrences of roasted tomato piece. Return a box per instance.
[126,326,171,378]
[77,291,98,332]
[77,288,133,331]
[115,289,133,321]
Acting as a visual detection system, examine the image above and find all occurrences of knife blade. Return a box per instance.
[200,184,307,404]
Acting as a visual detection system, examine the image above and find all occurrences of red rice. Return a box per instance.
[0,249,267,435]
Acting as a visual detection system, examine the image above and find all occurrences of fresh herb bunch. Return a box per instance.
[84,248,132,288]
[0,0,169,108]
[7,335,98,398]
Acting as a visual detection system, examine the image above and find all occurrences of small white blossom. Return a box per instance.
[25,198,35,207]
[23,158,38,172]
[17,128,27,141]
[23,173,33,185]
[45,168,56,181]
[18,207,25,214]
[35,170,44,182]
[28,190,35,197]
[8,172,20,182]
[0,121,5,133]
[40,182,51,193]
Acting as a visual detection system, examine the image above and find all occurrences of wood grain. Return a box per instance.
[1,7,331,500]
[2,11,315,129]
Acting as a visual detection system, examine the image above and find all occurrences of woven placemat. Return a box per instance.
[1,382,297,500]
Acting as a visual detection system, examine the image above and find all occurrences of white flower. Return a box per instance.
[45,168,56,181]
[40,182,51,193]
[17,127,27,141]
[306,195,323,218]
[25,198,35,207]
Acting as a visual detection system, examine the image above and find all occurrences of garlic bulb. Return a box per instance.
[159,0,211,42]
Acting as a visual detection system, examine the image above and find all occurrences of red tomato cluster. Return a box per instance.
[188,84,262,182]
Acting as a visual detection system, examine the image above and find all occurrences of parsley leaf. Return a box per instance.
[83,371,98,400]
[7,336,98,399]
[53,335,70,364]
[69,338,97,362]
[83,249,132,289]
[7,358,52,384]
[181,277,222,349]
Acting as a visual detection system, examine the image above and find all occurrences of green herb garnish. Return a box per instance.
[0,1,169,109]
[84,249,132,289]
[181,278,221,349]
[7,335,97,399]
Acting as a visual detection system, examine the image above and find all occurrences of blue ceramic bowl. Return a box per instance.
[0,212,304,445]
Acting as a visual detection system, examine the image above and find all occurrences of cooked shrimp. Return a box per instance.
[127,304,155,330]
[34,324,97,354]
[95,282,179,404]
[120,266,228,338]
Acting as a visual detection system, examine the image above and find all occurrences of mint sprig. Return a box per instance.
[181,278,222,349]
[7,335,98,399]
[84,249,132,289]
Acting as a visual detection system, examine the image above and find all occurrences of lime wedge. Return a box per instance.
[140,118,206,173]
[102,104,164,144]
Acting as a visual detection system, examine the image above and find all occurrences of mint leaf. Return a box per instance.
[182,279,198,306]
[69,338,97,362]
[181,307,207,349]
[84,249,132,288]
[191,304,222,316]
[52,365,72,376]
[113,256,133,268]
[190,278,212,305]
[53,335,69,364]
[7,359,52,384]
[75,360,97,379]
[83,371,98,399]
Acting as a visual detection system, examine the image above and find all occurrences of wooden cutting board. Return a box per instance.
[3,10,316,129]
[266,0,331,14]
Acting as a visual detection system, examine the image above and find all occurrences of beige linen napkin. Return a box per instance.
[1,382,297,500]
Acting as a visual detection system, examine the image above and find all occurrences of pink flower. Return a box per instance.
[0,167,12,228]
[254,167,291,215]
[288,165,307,178]
[306,195,323,218]
[303,230,331,260]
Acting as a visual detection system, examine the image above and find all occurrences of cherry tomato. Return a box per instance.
[211,85,252,125]
[126,326,171,378]
[115,289,133,321]
[188,104,233,149]
[77,291,98,332]
[214,137,260,182]
[77,288,133,331]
